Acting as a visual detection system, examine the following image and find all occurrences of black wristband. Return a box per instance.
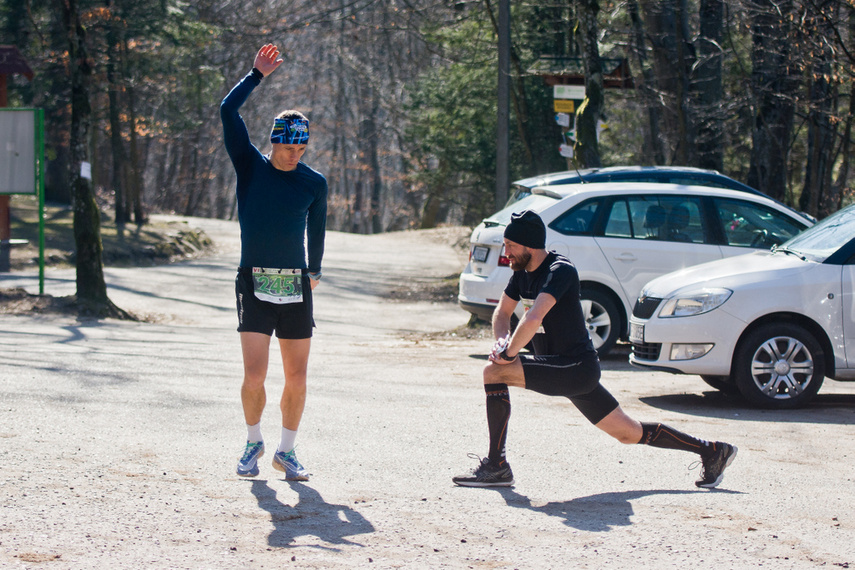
[499,349,517,362]
[250,67,264,81]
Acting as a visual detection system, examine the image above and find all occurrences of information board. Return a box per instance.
[0,109,36,195]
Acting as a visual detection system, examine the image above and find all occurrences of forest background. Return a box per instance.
[2,0,854,235]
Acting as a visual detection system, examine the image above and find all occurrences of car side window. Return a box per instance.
[604,199,632,237]
[618,196,705,242]
[549,199,600,235]
[715,198,807,248]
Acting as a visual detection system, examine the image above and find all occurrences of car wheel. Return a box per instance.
[733,323,825,409]
[700,375,739,394]
[580,288,621,356]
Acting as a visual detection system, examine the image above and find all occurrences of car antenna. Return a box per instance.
[573,161,587,184]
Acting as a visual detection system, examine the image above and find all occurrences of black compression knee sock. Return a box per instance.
[639,422,712,455]
[485,383,511,465]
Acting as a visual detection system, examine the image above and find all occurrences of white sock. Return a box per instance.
[278,427,297,453]
[247,422,263,443]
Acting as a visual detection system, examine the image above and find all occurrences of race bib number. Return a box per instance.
[520,297,545,334]
[252,268,303,304]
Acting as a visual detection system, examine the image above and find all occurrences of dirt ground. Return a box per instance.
[1,216,854,569]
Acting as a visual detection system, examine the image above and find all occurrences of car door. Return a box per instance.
[593,195,724,305]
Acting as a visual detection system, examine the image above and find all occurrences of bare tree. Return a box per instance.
[59,0,127,317]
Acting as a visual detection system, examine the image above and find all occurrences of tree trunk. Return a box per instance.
[639,0,696,164]
[358,89,384,234]
[672,0,696,165]
[125,57,146,225]
[106,0,129,226]
[799,0,838,218]
[60,0,127,318]
[695,0,724,171]
[832,7,855,212]
[574,0,603,168]
[627,0,665,164]
[747,0,799,202]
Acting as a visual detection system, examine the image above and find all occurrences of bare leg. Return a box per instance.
[278,337,311,431]
[594,406,643,444]
[240,332,272,426]
[482,359,526,387]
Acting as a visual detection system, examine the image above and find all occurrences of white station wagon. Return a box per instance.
[629,203,855,409]
[458,182,814,355]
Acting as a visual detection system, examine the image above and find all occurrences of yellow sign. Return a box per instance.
[554,99,576,113]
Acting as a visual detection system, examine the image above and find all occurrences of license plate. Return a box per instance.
[473,246,489,263]
[629,322,644,344]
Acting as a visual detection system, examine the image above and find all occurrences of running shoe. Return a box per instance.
[452,455,514,487]
[272,449,309,481]
[236,441,264,477]
[695,442,738,488]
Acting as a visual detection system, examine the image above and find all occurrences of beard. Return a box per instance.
[509,250,532,271]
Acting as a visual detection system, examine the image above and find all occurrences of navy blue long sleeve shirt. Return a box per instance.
[220,71,327,273]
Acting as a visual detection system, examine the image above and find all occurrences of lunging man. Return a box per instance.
[453,210,737,489]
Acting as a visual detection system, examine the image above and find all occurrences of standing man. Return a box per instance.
[221,44,327,480]
[452,211,737,489]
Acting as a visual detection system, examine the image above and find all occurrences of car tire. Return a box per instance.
[580,288,621,356]
[733,323,825,409]
[700,375,739,395]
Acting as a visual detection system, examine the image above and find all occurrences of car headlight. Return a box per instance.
[658,288,732,318]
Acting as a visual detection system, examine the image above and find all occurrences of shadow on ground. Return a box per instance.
[249,480,374,550]
[480,486,741,532]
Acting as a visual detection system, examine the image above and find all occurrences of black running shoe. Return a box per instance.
[696,442,738,488]
[452,455,514,487]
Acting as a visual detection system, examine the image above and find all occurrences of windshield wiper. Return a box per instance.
[772,245,807,261]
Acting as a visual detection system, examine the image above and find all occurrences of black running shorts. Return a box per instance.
[235,268,314,339]
[521,352,619,424]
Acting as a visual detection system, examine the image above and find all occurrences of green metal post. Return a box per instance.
[37,108,45,295]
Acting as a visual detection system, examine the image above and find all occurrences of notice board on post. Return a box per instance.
[0,108,37,195]
[0,108,45,293]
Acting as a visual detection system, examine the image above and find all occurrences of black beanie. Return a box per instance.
[504,210,546,249]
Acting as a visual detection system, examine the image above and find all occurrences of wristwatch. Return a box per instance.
[308,272,322,281]
[498,349,517,362]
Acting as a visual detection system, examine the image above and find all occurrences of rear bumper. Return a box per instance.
[458,299,496,322]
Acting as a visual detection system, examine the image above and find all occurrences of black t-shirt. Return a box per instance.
[504,251,595,358]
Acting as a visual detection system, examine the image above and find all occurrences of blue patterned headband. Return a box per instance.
[270,117,310,145]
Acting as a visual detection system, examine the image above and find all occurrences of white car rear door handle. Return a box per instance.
[613,253,638,262]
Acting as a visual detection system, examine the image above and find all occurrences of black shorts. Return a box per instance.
[521,351,619,424]
[235,268,314,339]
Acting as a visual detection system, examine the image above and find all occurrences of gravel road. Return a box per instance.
[1,215,854,569]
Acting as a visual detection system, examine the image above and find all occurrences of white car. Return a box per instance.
[628,203,855,408]
[458,182,814,355]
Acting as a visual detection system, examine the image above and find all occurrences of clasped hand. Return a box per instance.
[489,335,513,364]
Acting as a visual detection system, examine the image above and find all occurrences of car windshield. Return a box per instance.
[486,193,560,225]
[778,204,855,260]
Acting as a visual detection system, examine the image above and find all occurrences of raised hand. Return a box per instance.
[253,44,284,77]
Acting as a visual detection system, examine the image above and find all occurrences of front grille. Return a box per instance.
[632,296,662,319]
[631,342,661,361]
